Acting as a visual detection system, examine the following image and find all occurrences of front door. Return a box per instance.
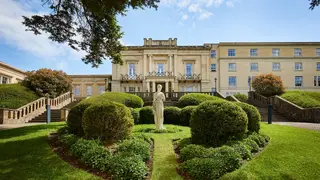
[155,82,166,93]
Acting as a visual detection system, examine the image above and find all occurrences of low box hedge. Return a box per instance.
[177,93,221,108]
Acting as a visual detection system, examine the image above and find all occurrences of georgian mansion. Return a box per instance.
[1,38,320,97]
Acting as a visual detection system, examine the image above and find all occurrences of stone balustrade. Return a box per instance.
[0,92,74,124]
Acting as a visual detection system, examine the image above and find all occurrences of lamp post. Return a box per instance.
[104,78,108,92]
[214,78,217,92]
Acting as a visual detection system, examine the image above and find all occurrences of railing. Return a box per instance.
[128,91,216,102]
[120,74,143,81]
[248,91,320,123]
[177,73,201,81]
[147,71,174,77]
[0,92,74,124]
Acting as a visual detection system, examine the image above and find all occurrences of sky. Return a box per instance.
[0,0,320,75]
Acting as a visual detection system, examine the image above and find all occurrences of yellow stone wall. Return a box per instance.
[0,61,26,84]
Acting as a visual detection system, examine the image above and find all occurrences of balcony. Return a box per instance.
[147,71,174,77]
[120,74,143,83]
[177,73,201,82]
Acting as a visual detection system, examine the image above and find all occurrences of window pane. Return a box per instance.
[294,48,302,56]
[228,49,236,56]
[99,86,105,94]
[316,48,320,57]
[250,63,258,71]
[318,76,320,87]
[74,86,80,96]
[86,86,92,96]
[210,50,216,58]
[315,76,317,87]
[273,62,280,71]
[295,76,303,87]
[2,77,8,84]
[272,49,280,56]
[157,63,164,75]
[128,63,136,79]
[129,87,135,92]
[317,62,320,71]
[295,63,302,70]
[228,63,236,71]
[229,76,236,87]
[186,63,193,77]
[250,49,258,56]
[211,64,216,72]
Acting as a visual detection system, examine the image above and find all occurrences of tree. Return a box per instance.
[22,0,160,67]
[310,0,320,10]
[251,74,285,97]
[22,68,72,98]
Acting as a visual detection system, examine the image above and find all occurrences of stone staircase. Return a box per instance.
[256,107,289,122]
[29,110,61,123]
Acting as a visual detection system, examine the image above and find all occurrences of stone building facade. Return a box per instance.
[112,39,320,96]
[0,61,26,84]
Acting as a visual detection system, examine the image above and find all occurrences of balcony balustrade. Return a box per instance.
[177,73,201,82]
[120,74,143,82]
[147,71,174,77]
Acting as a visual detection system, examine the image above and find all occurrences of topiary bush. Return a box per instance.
[180,146,242,180]
[0,84,40,109]
[80,144,112,169]
[177,93,221,108]
[252,73,285,97]
[179,106,197,126]
[70,138,101,157]
[243,138,259,153]
[67,101,95,136]
[190,100,248,147]
[248,133,269,148]
[87,92,144,108]
[180,144,214,161]
[139,106,154,124]
[234,102,261,133]
[227,141,252,160]
[164,107,181,125]
[234,94,248,102]
[82,101,134,144]
[130,108,140,124]
[117,139,150,161]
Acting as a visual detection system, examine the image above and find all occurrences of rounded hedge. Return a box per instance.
[177,93,221,108]
[139,106,154,124]
[85,92,144,108]
[117,139,150,161]
[82,101,134,144]
[234,94,248,102]
[130,108,141,124]
[235,102,261,133]
[190,100,248,147]
[164,107,181,125]
[179,106,197,126]
[67,101,95,136]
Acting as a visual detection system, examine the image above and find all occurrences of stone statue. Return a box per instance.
[152,84,166,130]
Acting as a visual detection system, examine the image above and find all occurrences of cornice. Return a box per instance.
[0,61,26,75]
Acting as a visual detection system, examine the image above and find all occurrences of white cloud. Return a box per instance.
[188,3,202,13]
[198,11,213,20]
[226,1,235,7]
[0,0,85,63]
[177,0,192,8]
[205,0,224,7]
[182,14,189,20]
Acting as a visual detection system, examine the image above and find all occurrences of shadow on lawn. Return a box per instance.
[0,134,95,179]
[0,123,64,140]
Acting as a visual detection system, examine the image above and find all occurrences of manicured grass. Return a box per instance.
[281,91,320,108]
[0,122,99,180]
[1,123,320,180]
[0,84,39,109]
[221,123,320,180]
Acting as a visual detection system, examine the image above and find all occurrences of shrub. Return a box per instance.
[227,141,252,160]
[248,133,268,148]
[190,100,248,147]
[0,84,39,109]
[281,91,320,108]
[81,145,112,169]
[87,92,143,108]
[22,68,72,98]
[117,139,150,161]
[109,154,148,180]
[180,146,242,180]
[67,101,95,136]
[82,102,134,144]
[58,133,78,148]
[176,138,192,150]
[179,106,197,126]
[164,107,181,125]
[70,139,101,157]
[139,106,154,124]
[130,133,153,144]
[243,138,259,153]
[180,144,213,161]
[226,96,238,102]
[177,93,221,108]
[234,94,248,102]
[130,108,141,124]
[57,126,69,136]
[252,73,285,97]
[234,102,261,133]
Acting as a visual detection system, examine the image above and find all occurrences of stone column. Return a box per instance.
[171,81,175,92]
[143,54,147,77]
[173,54,177,76]
[165,81,169,92]
[168,55,172,72]
[152,81,156,92]
[147,81,150,92]
[149,55,153,73]
[0,76,2,84]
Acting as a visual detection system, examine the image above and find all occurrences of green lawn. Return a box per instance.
[0,123,320,180]
[281,91,320,108]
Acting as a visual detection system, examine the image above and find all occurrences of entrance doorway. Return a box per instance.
[155,82,165,92]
